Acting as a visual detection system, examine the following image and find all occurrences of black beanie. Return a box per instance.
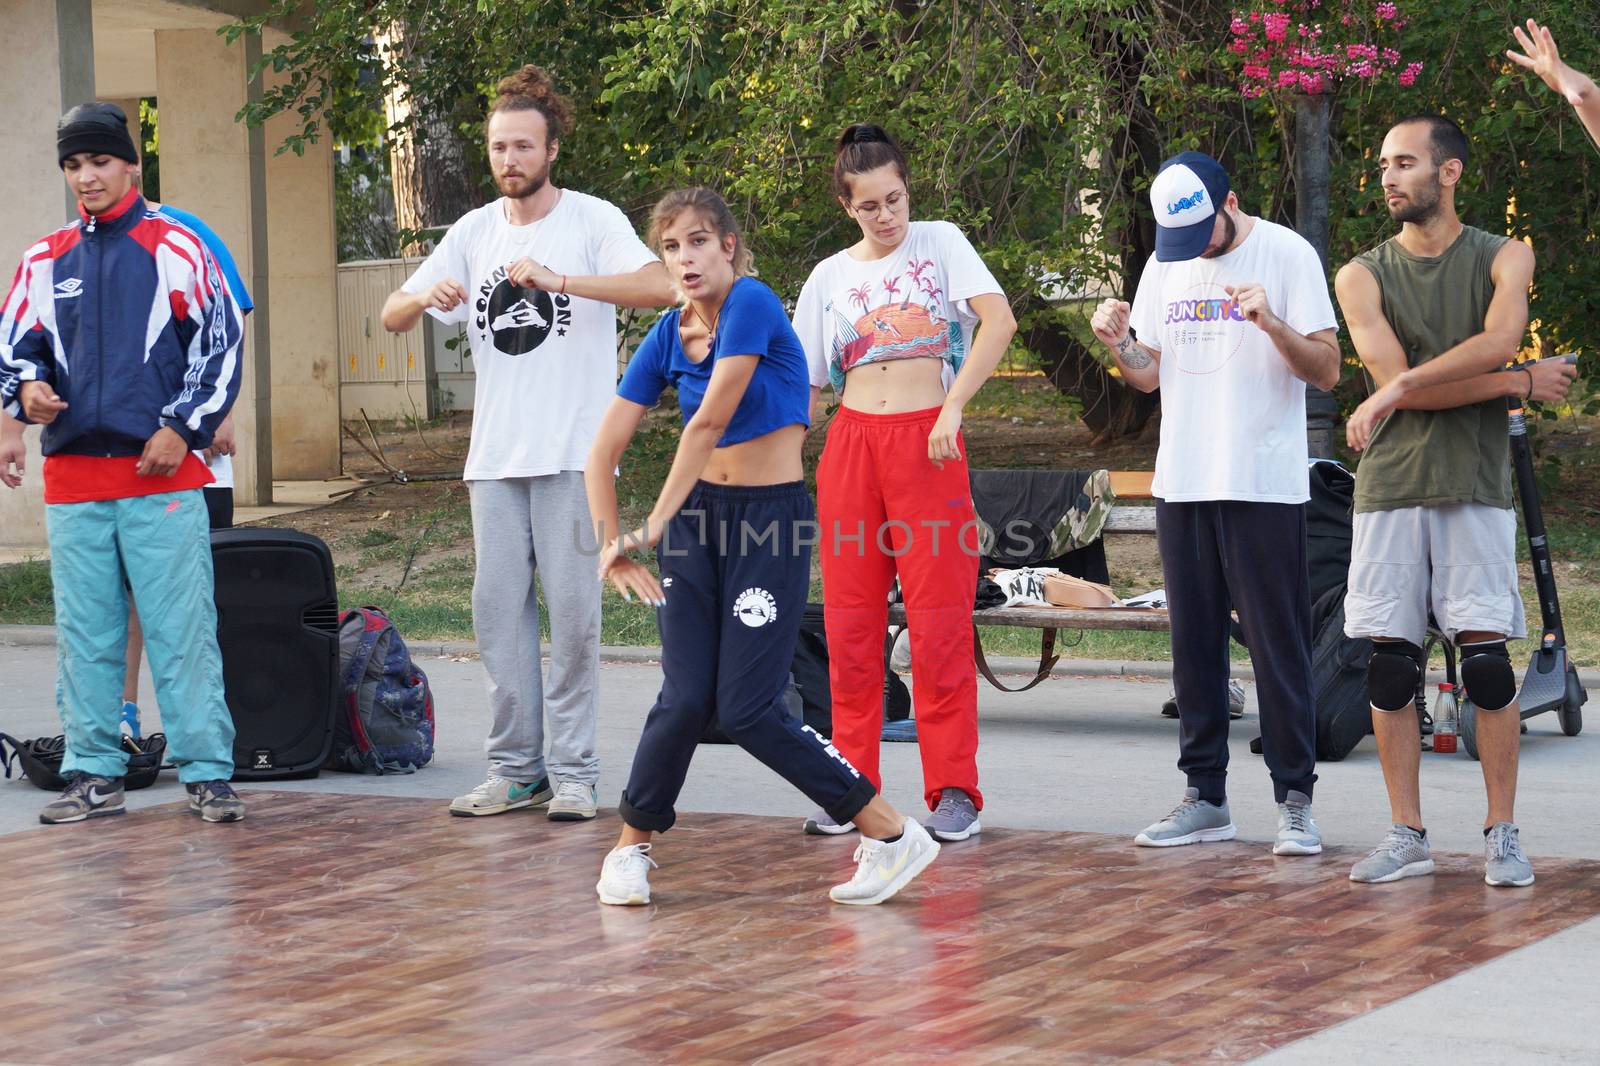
[57,102,139,167]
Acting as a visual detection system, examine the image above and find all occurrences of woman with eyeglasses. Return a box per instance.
[792,124,1016,843]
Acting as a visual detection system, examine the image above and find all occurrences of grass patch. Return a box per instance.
[0,560,53,625]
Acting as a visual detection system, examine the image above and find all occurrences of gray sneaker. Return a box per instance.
[1160,679,1247,720]
[1134,788,1235,847]
[547,779,599,822]
[1484,822,1535,887]
[1349,824,1433,883]
[40,774,125,824]
[187,780,245,822]
[1273,790,1322,855]
[924,788,982,842]
[803,809,857,836]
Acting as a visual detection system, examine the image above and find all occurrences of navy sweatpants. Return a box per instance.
[619,481,878,833]
[1156,499,1317,804]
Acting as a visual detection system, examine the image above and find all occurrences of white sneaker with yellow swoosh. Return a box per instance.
[829,818,940,905]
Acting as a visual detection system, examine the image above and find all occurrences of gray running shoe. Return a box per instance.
[1349,824,1433,883]
[923,788,982,842]
[1134,787,1236,847]
[1484,822,1535,887]
[1160,679,1247,720]
[803,809,857,836]
[1273,790,1322,855]
[40,774,125,824]
[187,780,245,822]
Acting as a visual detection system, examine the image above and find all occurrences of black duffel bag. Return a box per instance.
[1,732,168,790]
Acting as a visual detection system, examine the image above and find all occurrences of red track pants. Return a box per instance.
[817,405,982,811]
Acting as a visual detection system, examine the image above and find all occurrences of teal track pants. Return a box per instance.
[48,489,234,783]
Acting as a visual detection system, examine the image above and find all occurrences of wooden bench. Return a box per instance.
[885,470,1170,691]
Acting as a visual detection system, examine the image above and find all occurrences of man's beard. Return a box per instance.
[1389,181,1442,224]
[1200,211,1238,259]
[496,168,548,200]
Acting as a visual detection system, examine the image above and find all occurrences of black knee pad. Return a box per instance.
[1460,640,1516,710]
[1368,641,1424,711]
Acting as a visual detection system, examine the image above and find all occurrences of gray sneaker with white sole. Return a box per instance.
[1484,822,1535,887]
[1273,790,1322,855]
[1134,787,1235,847]
[1349,824,1433,883]
[923,788,981,842]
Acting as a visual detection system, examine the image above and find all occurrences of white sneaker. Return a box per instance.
[597,843,657,906]
[829,819,940,905]
[547,779,599,821]
[448,775,552,817]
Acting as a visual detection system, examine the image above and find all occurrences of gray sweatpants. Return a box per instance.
[469,472,601,786]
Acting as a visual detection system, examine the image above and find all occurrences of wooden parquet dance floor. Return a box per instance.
[4,792,1599,1065]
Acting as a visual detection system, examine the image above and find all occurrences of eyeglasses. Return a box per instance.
[849,189,908,220]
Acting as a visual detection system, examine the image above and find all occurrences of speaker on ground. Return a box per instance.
[211,527,339,779]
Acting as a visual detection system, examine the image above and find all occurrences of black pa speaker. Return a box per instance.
[211,527,339,779]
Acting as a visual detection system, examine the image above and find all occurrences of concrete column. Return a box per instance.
[105,97,143,164]
[0,0,93,549]
[263,40,341,479]
[154,27,271,505]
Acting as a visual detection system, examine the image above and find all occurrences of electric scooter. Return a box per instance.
[1453,353,1588,759]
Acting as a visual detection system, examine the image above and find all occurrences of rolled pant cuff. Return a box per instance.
[619,791,675,834]
[825,777,878,827]
[1185,772,1228,804]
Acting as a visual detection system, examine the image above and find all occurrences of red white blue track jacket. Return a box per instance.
[0,187,242,455]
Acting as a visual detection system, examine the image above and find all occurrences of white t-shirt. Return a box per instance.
[1129,218,1337,504]
[201,451,233,489]
[403,191,657,481]
[793,221,1003,392]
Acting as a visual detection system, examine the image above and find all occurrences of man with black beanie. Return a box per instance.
[0,102,246,825]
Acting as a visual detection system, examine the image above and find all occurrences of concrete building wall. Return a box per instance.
[0,0,94,548]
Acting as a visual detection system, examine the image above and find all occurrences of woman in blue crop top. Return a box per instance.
[584,187,938,908]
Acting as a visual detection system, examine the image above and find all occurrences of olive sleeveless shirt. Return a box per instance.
[1351,225,1514,514]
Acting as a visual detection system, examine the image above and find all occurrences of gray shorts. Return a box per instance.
[1344,502,1527,647]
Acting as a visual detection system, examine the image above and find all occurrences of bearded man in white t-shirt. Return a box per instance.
[1090,151,1342,856]
[382,65,674,822]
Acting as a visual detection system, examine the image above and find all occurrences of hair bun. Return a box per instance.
[496,64,556,100]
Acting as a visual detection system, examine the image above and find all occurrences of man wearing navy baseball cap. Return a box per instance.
[1090,150,1341,857]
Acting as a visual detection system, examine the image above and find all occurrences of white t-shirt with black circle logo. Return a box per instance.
[402,191,657,481]
[1128,218,1337,505]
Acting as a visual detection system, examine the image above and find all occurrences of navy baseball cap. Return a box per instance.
[1151,152,1230,262]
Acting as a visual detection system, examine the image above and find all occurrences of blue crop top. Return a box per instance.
[617,277,810,445]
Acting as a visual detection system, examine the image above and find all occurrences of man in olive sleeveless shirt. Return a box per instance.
[1337,116,1576,888]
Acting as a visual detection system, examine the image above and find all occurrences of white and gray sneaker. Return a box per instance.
[448,775,552,817]
[1134,787,1236,847]
[829,819,941,905]
[39,774,125,824]
[1160,679,1247,720]
[547,779,599,822]
[803,809,857,836]
[1273,790,1322,855]
[1484,822,1535,887]
[596,843,658,906]
[1349,824,1434,883]
[924,788,982,842]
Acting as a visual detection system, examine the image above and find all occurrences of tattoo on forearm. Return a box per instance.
[1116,334,1152,369]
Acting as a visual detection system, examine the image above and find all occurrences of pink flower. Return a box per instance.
[1298,71,1326,93]
[1278,70,1300,87]
[1398,69,1417,87]
[1230,38,1251,54]
[1382,47,1400,64]
[1231,16,1250,34]
[1376,1,1398,18]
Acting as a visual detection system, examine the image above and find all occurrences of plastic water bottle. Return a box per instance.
[1433,683,1458,754]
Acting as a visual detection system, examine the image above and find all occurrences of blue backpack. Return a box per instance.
[330,606,436,774]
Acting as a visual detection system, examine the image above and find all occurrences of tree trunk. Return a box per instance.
[378,23,480,254]
[1294,92,1338,459]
